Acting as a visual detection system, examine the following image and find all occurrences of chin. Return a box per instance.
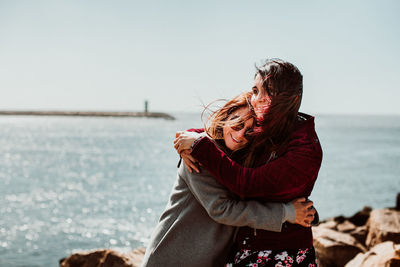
[226,143,237,151]
[228,145,242,151]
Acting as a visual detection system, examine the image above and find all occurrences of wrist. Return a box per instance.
[190,135,204,152]
[283,202,296,223]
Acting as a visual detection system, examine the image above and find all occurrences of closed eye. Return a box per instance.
[229,115,240,121]
[231,123,245,131]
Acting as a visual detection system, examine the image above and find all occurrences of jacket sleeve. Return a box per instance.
[190,136,322,200]
[178,164,294,232]
[187,128,204,133]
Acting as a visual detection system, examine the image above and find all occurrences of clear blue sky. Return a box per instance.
[1,0,399,115]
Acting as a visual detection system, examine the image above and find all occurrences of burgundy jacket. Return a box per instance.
[190,113,323,250]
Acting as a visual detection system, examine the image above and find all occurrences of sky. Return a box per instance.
[0,0,399,115]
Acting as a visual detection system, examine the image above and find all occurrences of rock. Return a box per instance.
[333,215,346,224]
[349,225,368,246]
[344,241,400,267]
[59,247,145,267]
[365,209,400,248]
[337,220,356,233]
[397,193,400,210]
[313,227,367,267]
[348,206,372,226]
[318,219,338,230]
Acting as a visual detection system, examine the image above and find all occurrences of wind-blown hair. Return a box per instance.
[203,91,255,153]
[244,58,303,167]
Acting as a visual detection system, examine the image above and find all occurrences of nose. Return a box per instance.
[236,128,246,140]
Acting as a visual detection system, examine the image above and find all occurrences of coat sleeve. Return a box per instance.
[178,164,292,232]
[190,135,322,200]
[187,128,204,133]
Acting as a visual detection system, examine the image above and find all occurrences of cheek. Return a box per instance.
[222,127,229,140]
[241,140,248,148]
[250,95,257,107]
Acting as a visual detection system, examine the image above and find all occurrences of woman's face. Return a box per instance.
[223,107,254,151]
[251,74,272,119]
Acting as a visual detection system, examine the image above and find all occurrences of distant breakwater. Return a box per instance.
[0,111,175,120]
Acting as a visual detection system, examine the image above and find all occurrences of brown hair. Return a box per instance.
[244,58,303,166]
[203,91,255,153]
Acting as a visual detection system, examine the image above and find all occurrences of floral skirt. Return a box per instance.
[225,247,318,267]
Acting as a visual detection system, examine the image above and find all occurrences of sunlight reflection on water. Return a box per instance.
[0,113,399,266]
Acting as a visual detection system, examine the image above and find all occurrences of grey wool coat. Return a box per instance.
[141,163,295,267]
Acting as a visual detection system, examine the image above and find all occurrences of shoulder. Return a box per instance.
[292,112,318,140]
[289,112,322,157]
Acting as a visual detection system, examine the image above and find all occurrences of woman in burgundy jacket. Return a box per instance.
[174,58,323,266]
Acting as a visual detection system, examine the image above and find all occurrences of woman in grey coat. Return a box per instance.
[142,93,314,267]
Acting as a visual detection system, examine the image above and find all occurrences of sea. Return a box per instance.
[0,113,399,267]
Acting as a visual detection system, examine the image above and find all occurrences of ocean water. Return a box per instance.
[0,113,399,267]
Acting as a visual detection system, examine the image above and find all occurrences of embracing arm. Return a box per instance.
[190,133,322,200]
[178,164,311,232]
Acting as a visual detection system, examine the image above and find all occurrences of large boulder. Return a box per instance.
[365,209,400,248]
[347,206,372,226]
[336,220,357,233]
[59,247,145,267]
[318,219,338,230]
[344,241,400,267]
[313,227,367,267]
[349,225,368,246]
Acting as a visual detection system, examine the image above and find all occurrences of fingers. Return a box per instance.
[175,131,183,138]
[299,222,310,227]
[305,201,314,209]
[301,212,315,227]
[292,197,317,228]
[174,136,184,153]
[184,153,197,164]
[300,218,313,227]
[183,161,193,173]
[181,150,200,173]
[308,207,316,215]
[293,197,306,203]
[185,160,199,173]
[173,135,182,145]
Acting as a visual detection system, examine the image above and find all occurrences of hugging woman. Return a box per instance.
[141,92,315,267]
[175,59,323,266]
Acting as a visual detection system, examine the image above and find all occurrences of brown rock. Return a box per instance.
[313,227,367,267]
[344,241,400,267]
[348,206,372,226]
[333,215,346,224]
[396,193,400,210]
[337,220,357,233]
[318,219,338,230]
[349,225,368,246]
[365,209,400,248]
[59,247,145,267]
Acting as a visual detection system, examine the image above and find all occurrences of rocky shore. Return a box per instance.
[60,194,400,267]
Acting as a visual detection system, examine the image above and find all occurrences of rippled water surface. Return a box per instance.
[0,113,399,266]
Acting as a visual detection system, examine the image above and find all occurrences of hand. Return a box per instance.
[291,198,316,227]
[180,149,200,173]
[173,131,201,154]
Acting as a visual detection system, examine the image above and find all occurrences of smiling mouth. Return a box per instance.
[230,134,241,143]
